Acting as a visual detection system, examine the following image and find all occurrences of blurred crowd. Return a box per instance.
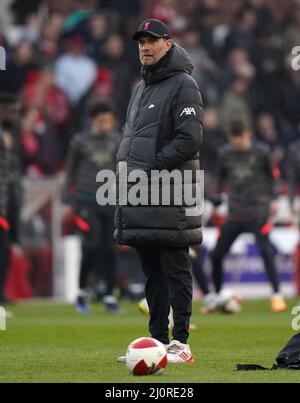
[0,0,299,182]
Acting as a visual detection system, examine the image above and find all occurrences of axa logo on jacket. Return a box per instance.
[180,107,196,117]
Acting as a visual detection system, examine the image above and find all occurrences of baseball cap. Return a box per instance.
[133,19,172,41]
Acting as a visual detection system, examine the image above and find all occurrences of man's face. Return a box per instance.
[138,35,173,66]
[229,131,252,151]
[92,112,115,136]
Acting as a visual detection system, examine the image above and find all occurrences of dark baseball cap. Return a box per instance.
[133,19,172,41]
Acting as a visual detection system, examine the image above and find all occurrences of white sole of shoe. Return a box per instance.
[116,355,126,363]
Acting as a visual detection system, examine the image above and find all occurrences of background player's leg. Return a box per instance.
[98,209,122,313]
[211,221,242,293]
[254,228,280,294]
[252,221,287,312]
[75,202,96,313]
[79,244,93,291]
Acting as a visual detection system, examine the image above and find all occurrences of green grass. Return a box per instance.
[0,300,300,383]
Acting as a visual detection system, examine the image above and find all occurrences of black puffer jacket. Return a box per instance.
[114,44,204,247]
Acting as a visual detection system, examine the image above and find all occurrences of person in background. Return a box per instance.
[85,12,108,64]
[10,0,41,25]
[55,35,97,107]
[220,48,255,93]
[207,121,287,314]
[0,94,23,253]
[23,68,71,162]
[255,113,285,172]
[219,74,253,134]
[0,93,23,303]
[201,106,227,195]
[224,7,257,54]
[101,35,132,123]
[54,35,97,147]
[39,13,65,63]
[0,41,37,95]
[0,127,10,304]
[63,101,122,314]
[288,137,300,217]
[181,27,219,104]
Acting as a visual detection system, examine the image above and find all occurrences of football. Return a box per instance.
[218,289,243,314]
[125,337,168,376]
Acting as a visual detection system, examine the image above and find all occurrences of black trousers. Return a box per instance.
[0,228,10,299]
[212,219,280,294]
[75,201,116,296]
[136,245,193,345]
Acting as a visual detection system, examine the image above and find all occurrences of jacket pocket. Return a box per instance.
[128,122,160,170]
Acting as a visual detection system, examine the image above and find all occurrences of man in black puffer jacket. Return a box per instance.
[114,19,204,364]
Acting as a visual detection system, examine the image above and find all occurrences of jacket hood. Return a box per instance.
[142,44,193,85]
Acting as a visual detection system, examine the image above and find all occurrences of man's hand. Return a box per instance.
[189,247,198,260]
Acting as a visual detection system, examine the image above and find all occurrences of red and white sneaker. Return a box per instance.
[117,343,169,364]
[167,340,195,364]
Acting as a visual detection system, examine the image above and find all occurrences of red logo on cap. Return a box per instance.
[144,21,150,30]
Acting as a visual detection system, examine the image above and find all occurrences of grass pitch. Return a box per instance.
[0,300,300,383]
